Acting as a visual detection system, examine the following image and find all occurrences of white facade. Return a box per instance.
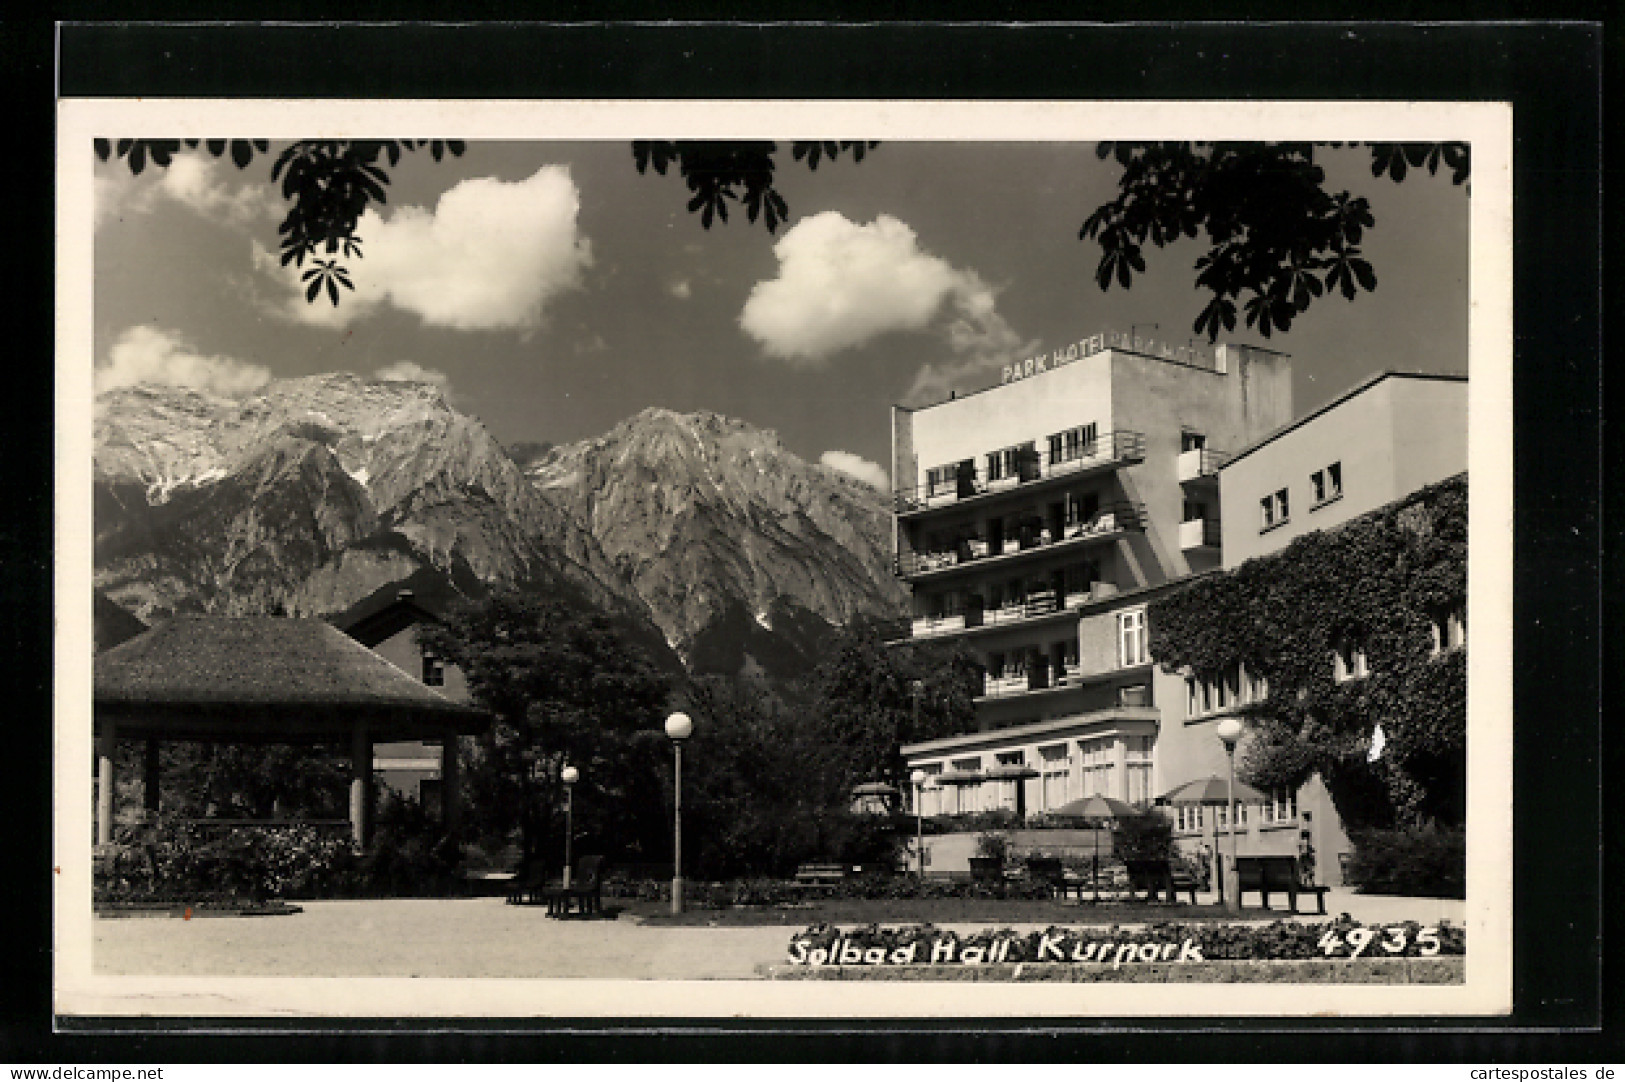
[893,333,1294,838]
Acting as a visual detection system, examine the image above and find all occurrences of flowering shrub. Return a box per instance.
[93,813,464,903]
[786,916,1464,966]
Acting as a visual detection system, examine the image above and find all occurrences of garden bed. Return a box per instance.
[764,956,1464,983]
[623,897,1275,927]
[95,898,302,918]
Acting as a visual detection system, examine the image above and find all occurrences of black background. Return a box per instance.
[6,15,1609,1064]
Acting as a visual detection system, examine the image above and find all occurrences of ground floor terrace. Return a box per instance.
[903,705,1349,881]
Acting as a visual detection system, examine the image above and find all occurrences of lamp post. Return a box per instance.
[910,768,928,880]
[1216,717,1245,913]
[560,764,579,889]
[665,711,694,915]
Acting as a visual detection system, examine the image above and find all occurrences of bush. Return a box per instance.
[1345,826,1465,898]
[95,816,360,904]
[94,801,465,904]
[1111,812,1174,864]
[975,831,1010,863]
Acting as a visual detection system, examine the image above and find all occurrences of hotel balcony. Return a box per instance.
[894,502,1145,583]
[908,581,1122,640]
[1178,517,1221,551]
[894,430,1146,517]
[977,663,1155,703]
[1176,447,1229,485]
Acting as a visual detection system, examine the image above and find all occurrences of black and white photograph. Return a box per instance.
[54,96,1514,1020]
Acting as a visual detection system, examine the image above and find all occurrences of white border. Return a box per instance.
[55,98,1513,1019]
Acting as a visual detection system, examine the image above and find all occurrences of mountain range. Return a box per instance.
[92,374,908,675]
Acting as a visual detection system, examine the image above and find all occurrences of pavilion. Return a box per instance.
[93,615,492,846]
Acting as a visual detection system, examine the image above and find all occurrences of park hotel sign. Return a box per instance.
[1002,330,1218,385]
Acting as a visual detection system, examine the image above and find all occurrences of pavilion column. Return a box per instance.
[143,738,161,818]
[349,722,373,848]
[95,720,117,846]
[440,732,460,835]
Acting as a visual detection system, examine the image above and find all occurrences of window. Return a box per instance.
[1261,788,1298,824]
[422,648,445,687]
[1039,744,1071,810]
[1311,462,1344,506]
[1183,499,1208,523]
[925,463,958,498]
[987,442,1037,482]
[1175,804,1205,833]
[1181,430,1207,452]
[1118,608,1149,668]
[1124,735,1154,806]
[1067,490,1102,527]
[1333,641,1369,682]
[1078,737,1114,798]
[1186,663,1263,719]
[1430,605,1467,656]
[1048,423,1099,465]
[1260,487,1290,530]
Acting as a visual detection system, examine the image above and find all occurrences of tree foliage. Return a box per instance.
[1082,141,1469,342]
[809,620,983,789]
[633,140,877,232]
[417,589,672,870]
[1147,475,1467,830]
[95,138,465,307]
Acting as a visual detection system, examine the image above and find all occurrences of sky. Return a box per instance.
[92,140,1469,490]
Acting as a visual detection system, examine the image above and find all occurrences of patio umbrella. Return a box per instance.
[1160,775,1268,904]
[850,780,899,814]
[1159,775,1268,807]
[1052,794,1139,902]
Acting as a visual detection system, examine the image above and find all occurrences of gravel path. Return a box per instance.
[94,899,792,979]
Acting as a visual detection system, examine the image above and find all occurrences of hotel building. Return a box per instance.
[893,332,1292,824]
[1163,370,1469,874]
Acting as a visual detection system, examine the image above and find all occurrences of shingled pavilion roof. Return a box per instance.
[94,615,490,742]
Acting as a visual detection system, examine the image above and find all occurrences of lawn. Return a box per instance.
[619,895,1279,927]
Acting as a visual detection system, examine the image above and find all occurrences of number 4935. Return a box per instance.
[1317,925,1443,957]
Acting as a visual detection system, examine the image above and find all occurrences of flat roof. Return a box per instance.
[893,339,1285,413]
[1222,369,1467,469]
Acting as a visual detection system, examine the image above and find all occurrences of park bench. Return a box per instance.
[544,855,605,918]
[1025,856,1084,900]
[792,862,849,894]
[1122,858,1200,905]
[1234,854,1330,914]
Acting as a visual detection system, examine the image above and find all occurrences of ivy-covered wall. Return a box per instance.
[1148,474,1466,831]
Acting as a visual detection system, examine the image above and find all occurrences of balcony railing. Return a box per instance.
[978,669,1098,700]
[894,502,1145,579]
[894,430,1146,513]
[1178,517,1222,550]
[908,582,1121,639]
[1176,447,1230,483]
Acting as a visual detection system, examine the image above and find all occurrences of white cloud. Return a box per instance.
[259,165,593,332]
[96,326,272,399]
[96,151,276,230]
[373,361,450,387]
[820,450,889,490]
[739,212,1033,394]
